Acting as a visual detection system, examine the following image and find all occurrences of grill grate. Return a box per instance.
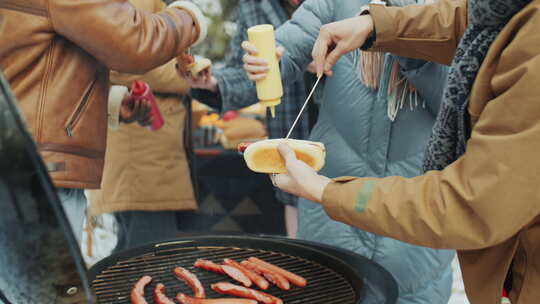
[92,244,357,304]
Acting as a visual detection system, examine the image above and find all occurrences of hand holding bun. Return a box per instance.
[188,58,212,75]
[240,139,330,203]
[176,54,216,91]
[176,53,212,76]
[241,139,325,174]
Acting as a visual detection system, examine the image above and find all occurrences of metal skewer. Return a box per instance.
[285,75,323,139]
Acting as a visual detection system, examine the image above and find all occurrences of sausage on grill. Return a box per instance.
[154,283,175,304]
[194,259,225,274]
[240,260,290,291]
[211,282,283,304]
[130,275,152,304]
[221,265,252,287]
[176,293,257,304]
[174,266,206,298]
[194,259,252,287]
[223,258,270,290]
[248,257,307,287]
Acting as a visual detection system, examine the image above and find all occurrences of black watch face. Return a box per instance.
[0,73,94,304]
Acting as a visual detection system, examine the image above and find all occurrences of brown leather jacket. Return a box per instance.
[0,0,201,189]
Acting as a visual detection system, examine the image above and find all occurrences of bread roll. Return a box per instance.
[188,58,212,75]
[243,139,325,174]
[220,117,267,149]
[177,54,211,75]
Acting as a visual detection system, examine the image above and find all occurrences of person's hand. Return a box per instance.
[271,143,331,203]
[312,15,374,77]
[119,95,153,127]
[176,64,218,92]
[241,41,285,81]
[306,61,317,74]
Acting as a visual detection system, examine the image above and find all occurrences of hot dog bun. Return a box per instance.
[243,139,325,174]
[220,117,267,149]
[177,54,212,75]
[188,58,212,75]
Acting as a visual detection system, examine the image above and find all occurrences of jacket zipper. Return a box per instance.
[65,79,97,137]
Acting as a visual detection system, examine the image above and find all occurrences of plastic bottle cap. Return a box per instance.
[259,98,281,106]
[132,80,146,96]
[259,98,281,118]
[269,106,276,118]
[248,24,274,33]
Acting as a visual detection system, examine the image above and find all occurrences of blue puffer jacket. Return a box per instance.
[275,0,455,303]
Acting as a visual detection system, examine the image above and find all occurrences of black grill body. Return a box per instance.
[89,236,398,304]
[0,73,94,304]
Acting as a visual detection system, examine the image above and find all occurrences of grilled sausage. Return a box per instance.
[194,259,251,287]
[176,293,257,304]
[248,257,307,287]
[154,283,175,304]
[221,265,252,288]
[211,282,282,304]
[194,259,225,274]
[174,267,206,298]
[223,259,269,290]
[131,275,152,304]
[177,53,195,74]
[240,261,290,291]
[237,142,252,153]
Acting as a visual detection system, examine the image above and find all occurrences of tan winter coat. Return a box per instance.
[321,1,540,304]
[87,0,196,215]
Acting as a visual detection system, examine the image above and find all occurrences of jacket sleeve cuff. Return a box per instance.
[108,85,128,130]
[191,88,223,111]
[369,3,397,50]
[168,1,208,47]
[322,176,368,221]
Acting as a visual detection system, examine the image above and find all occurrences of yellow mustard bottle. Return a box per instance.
[247,24,283,118]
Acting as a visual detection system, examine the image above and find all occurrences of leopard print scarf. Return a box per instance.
[423,0,531,171]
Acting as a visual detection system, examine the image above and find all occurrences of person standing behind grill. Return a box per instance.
[241,0,455,303]
[274,1,540,303]
[0,0,207,244]
[86,0,199,256]
[177,0,315,238]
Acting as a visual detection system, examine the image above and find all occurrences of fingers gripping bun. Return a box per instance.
[243,139,325,174]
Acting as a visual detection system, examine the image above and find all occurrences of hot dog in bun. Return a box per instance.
[177,53,212,76]
[188,57,212,75]
[239,139,325,174]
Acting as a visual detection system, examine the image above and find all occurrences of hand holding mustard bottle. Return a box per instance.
[243,24,285,118]
[242,42,317,77]
[241,40,285,81]
[242,25,317,118]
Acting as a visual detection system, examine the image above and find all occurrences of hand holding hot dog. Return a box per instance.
[312,15,374,77]
[178,65,218,92]
[272,143,331,203]
[241,41,285,81]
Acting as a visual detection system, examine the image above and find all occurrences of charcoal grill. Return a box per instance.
[89,235,398,304]
[0,72,398,304]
